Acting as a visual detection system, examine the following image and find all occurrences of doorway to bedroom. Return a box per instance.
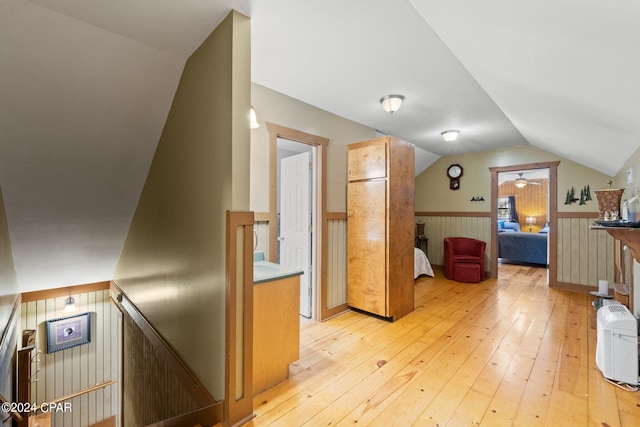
[490,161,560,284]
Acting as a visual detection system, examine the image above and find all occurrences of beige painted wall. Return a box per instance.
[113,11,250,399]
[250,83,376,213]
[614,145,640,206]
[415,145,612,213]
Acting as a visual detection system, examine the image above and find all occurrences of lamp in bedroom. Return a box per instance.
[526,216,536,232]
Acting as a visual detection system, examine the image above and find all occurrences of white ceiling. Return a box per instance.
[1,0,638,291]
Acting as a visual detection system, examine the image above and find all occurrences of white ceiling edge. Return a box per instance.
[415,146,440,176]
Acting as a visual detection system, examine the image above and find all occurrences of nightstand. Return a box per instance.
[415,236,428,257]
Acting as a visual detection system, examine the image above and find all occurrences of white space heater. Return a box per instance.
[595,304,639,385]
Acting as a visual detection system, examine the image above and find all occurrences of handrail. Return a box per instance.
[110,282,217,408]
[0,392,24,423]
[47,380,117,405]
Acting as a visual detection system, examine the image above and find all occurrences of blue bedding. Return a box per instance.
[498,231,548,265]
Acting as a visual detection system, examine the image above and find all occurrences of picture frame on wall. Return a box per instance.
[46,312,92,353]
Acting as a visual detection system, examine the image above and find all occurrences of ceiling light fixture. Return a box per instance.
[441,130,460,142]
[380,95,405,114]
[250,106,260,129]
[63,296,77,313]
[515,177,527,188]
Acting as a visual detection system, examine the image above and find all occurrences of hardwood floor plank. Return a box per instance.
[246,265,640,427]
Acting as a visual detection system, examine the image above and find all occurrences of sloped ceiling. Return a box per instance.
[1,0,638,291]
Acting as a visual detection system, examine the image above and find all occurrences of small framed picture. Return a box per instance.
[46,312,92,353]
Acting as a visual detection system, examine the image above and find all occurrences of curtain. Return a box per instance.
[508,195,519,223]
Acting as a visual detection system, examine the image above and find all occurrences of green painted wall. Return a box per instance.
[113,11,250,399]
[415,145,612,213]
[250,83,376,213]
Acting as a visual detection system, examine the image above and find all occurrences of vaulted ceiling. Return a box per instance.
[2,0,639,291]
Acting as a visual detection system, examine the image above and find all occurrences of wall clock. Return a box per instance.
[447,164,463,190]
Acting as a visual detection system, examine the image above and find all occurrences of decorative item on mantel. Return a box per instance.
[594,181,624,220]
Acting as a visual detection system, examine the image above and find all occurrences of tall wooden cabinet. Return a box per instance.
[347,136,415,321]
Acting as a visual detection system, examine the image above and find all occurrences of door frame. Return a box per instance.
[265,122,333,320]
[489,161,559,284]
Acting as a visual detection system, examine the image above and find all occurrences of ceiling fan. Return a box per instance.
[513,172,543,188]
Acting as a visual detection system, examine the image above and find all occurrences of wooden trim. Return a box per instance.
[264,122,332,321]
[253,212,270,222]
[265,122,330,146]
[556,212,599,218]
[326,212,347,220]
[144,403,223,427]
[415,211,491,217]
[225,211,254,426]
[551,281,598,293]
[48,380,117,405]
[489,161,560,282]
[110,282,217,408]
[17,345,32,426]
[489,161,560,174]
[0,392,23,423]
[89,416,116,427]
[22,281,110,303]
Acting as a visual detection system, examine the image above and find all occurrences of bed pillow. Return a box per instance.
[539,227,549,234]
[503,222,521,232]
[498,220,505,229]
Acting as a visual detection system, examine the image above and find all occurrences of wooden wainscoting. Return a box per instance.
[325,213,348,316]
[556,215,615,288]
[20,284,119,427]
[415,213,492,269]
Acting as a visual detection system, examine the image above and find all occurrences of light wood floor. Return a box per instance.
[246,264,640,426]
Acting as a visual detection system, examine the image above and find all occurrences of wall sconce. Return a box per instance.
[63,296,77,313]
[380,95,405,114]
[441,130,460,142]
[250,106,260,129]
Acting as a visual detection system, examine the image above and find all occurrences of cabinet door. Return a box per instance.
[347,180,387,316]
[348,143,387,181]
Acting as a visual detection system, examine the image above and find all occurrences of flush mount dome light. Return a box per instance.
[441,130,460,142]
[380,95,405,114]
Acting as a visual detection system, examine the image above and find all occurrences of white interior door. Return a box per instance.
[280,152,311,318]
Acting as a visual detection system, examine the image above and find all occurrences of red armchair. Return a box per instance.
[444,237,486,283]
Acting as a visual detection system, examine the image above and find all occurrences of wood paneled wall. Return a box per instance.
[20,290,119,427]
[327,218,347,309]
[499,179,548,232]
[557,217,615,286]
[415,215,493,271]
[122,313,197,426]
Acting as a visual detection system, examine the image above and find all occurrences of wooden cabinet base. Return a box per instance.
[253,275,300,394]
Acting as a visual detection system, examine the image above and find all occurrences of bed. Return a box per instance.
[498,231,548,265]
[414,248,434,279]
